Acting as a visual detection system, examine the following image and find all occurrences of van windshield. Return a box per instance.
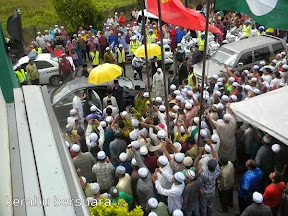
[211,47,237,67]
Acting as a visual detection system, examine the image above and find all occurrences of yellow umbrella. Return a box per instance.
[134,43,161,58]
[88,63,122,85]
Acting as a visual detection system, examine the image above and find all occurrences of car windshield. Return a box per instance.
[51,56,59,63]
[211,47,237,67]
[51,83,71,104]
[119,77,133,90]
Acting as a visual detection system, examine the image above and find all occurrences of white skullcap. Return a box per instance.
[157,129,166,139]
[177,43,182,47]
[277,53,282,58]
[70,109,77,115]
[116,166,126,175]
[183,157,193,167]
[131,118,140,127]
[173,105,180,111]
[157,68,163,73]
[201,121,208,129]
[176,95,183,101]
[279,82,285,87]
[158,155,168,166]
[200,129,208,138]
[119,44,123,47]
[232,82,239,87]
[155,97,162,103]
[119,152,128,162]
[230,95,238,101]
[99,121,107,128]
[253,65,260,70]
[159,105,166,112]
[131,140,140,149]
[90,133,98,142]
[170,84,177,90]
[121,111,128,117]
[243,69,249,75]
[221,95,229,102]
[173,90,181,95]
[105,116,113,124]
[37,31,41,34]
[185,102,192,110]
[253,88,260,95]
[272,59,278,64]
[91,183,100,194]
[148,213,157,216]
[81,176,87,184]
[244,85,252,91]
[90,105,97,112]
[263,134,272,144]
[131,158,138,166]
[186,170,196,180]
[174,152,184,163]
[228,77,235,82]
[193,117,200,125]
[140,146,148,155]
[174,142,182,151]
[251,77,257,82]
[281,51,286,56]
[283,64,288,70]
[272,144,281,153]
[173,209,184,216]
[217,103,224,110]
[148,198,158,209]
[174,172,185,183]
[260,61,266,65]
[97,151,106,160]
[223,113,232,122]
[211,134,220,143]
[217,77,224,82]
[65,141,70,148]
[138,167,149,178]
[187,90,193,96]
[204,144,211,153]
[71,144,80,152]
[180,126,185,133]
[215,91,221,96]
[66,124,73,130]
[253,192,263,204]
[143,92,149,98]
[212,74,218,80]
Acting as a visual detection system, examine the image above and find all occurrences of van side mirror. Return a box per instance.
[237,62,244,67]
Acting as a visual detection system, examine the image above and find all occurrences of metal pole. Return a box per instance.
[140,0,153,114]
[156,0,170,136]
[196,0,211,146]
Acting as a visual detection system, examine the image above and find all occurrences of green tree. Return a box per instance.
[51,0,104,33]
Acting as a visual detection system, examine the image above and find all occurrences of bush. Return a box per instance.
[90,199,144,216]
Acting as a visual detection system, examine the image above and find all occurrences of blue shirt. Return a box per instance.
[238,167,263,201]
[119,162,132,175]
[86,113,103,121]
[176,30,186,43]
[108,34,118,47]
[103,129,115,157]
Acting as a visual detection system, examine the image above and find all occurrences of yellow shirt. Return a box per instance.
[116,173,132,196]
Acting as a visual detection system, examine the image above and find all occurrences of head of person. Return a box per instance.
[219,155,229,167]
[97,151,106,162]
[245,159,257,170]
[157,155,169,168]
[107,89,113,97]
[223,113,232,124]
[185,170,196,182]
[169,70,174,78]
[153,56,158,62]
[269,171,283,183]
[114,79,120,87]
[75,90,82,97]
[115,166,126,178]
[135,85,140,94]
[109,187,119,199]
[194,44,199,51]
[172,172,185,185]
[147,198,158,210]
[201,33,205,39]
[207,159,218,171]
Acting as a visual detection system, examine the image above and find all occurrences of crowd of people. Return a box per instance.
[22,1,288,216]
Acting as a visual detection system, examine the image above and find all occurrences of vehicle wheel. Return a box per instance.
[50,76,62,86]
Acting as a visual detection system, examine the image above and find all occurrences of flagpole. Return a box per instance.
[140,0,153,114]
[156,0,170,136]
[196,0,211,146]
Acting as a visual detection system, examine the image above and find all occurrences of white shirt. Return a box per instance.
[67,116,78,129]
[261,74,272,84]
[102,96,119,110]
[85,124,104,150]
[199,154,212,171]
[102,106,118,119]
[270,77,285,88]
[73,96,84,118]
[157,165,173,189]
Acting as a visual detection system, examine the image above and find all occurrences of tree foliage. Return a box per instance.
[51,0,104,33]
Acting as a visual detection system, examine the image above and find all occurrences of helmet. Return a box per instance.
[258,26,265,31]
[149,29,153,33]
[201,33,205,37]
[244,20,251,24]
[157,41,161,46]
[131,36,136,40]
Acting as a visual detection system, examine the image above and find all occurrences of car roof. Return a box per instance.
[223,36,284,53]
[16,53,52,66]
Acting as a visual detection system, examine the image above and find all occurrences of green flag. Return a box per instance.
[215,0,288,30]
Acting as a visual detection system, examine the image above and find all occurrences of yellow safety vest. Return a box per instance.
[15,69,27,83]
[198,38,205,51]
[32,47,42,54]
[147,34,156,44]
[90,51,99,65]
[188,72,198,87]
[157,54,162,61]
[266,27,274,34]
[130,40,140,54]
[257,31,266,36]
[243,25,251,37]
[117,49,126,63]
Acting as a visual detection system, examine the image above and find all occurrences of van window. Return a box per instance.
[238,51,253,65]
[272,43,284,55]
[254,47,270,62]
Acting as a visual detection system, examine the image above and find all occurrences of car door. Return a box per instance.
[236,51,253,71]
[34,60,58,84]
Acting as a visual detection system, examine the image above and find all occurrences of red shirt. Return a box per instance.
[144,155,158,173]
[263,182,286,207]
[54,49,63,57]
[59,60,73,74]
[99,36,108,46]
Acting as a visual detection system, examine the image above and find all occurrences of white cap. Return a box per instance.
[279,82,285,87]
[157,68,163,73]
[230,95,238,101]
[173,90,181,95]
[116,166,126,175]
[187,90,193,96]
[217,77,224,82]
[71,144,80,152]
[221,95,229,102]
[97,151,106,160]
[201,121,208,129]
[211,134,220,143]
[263,134,272,144]
[200,129,208,138]
[131,140,140,149]
[217,119,224,123]
[65,141,70,148]
[193,117,200,125]
[277,53,282,58]
[183,157,193,167]
[253,65,260,70]
[140,146,148,155]
[173,210,184,216]
[70,109,77,115]
[212,74,218,80]
[204,144,211,153]
[176,95,183,101]
[223,113,232,122]
[243,69,250,75]
[180,126,185,134]
[121,111,128,117]
[186,170,196,180]
[177,43,182,47]
[105,116,113,123]
[174,142,182,151]
[157,129,166,139]
[159,105,166,112]
[260,61,266,65]
[173,105,180,112]
[215,91,221,96]
[105,47,110,51]
[143,92,149,98]
[119,152,128,162]
[272,144,281,153]
[66,124,73,130]
[281,51,286,56]
[131,158,138,166]
[174,172,185,183]
[158,155,168,166]
[253,88,260,95]
[251,77,257,82]
[129,131,138,140]
[244,85,252,91]
[90,105,97,112]
[272,59,278,64]
[131,118,140,127]
[90,133,98,142]
[253,192,263,204]
[283,64,288,70]
[100,121,107,128]
[185,102,192,110]
[232,82,239,87]
[174,152,184,163]
[155,97,162,103]
[138,167,149,178]
[91,183,100,194]
[131,35,136,40]
[148,212,157,216]
[81,176,87,184]
[115,12,118,14]
[119,44,123,47]
[228,77,235,82]
[148,198,158,209]
[170,84,177,90]
[217,103,224,110]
